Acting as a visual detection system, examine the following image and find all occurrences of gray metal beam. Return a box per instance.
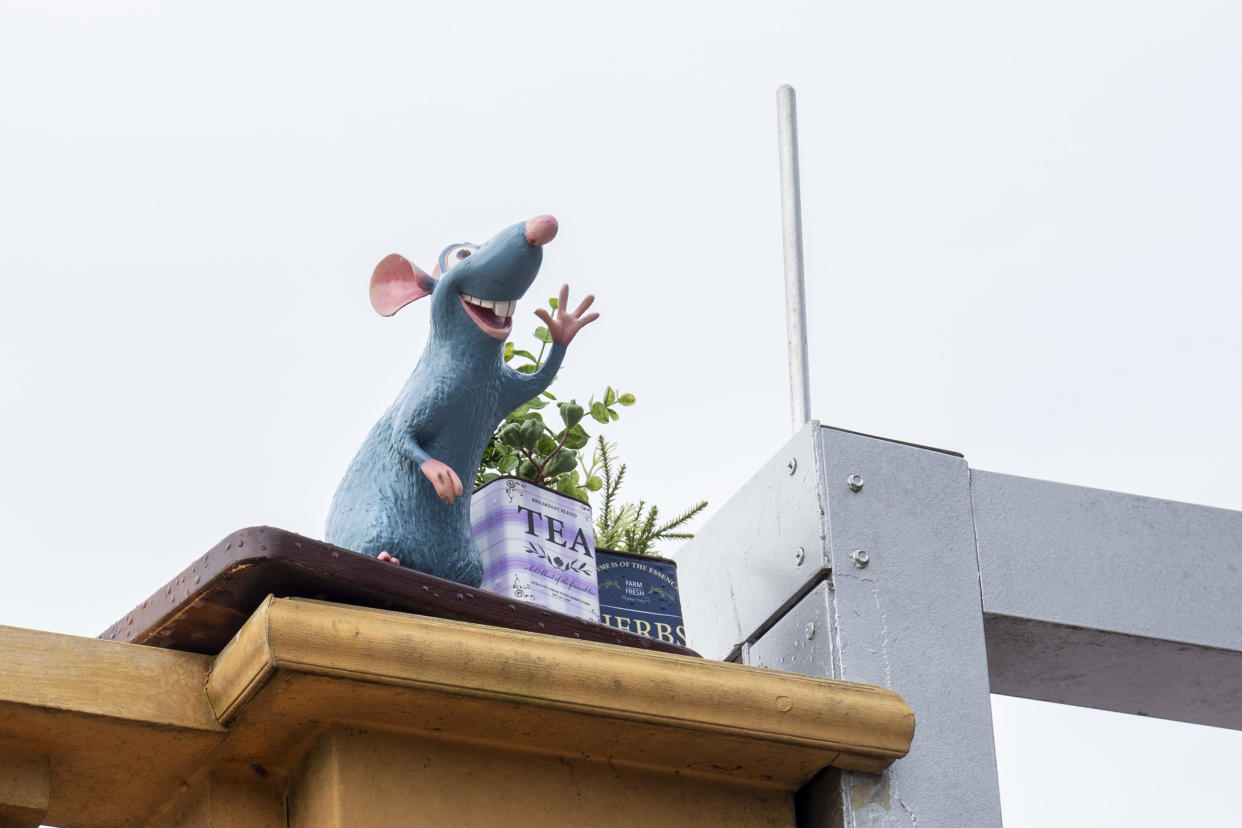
[972,469,1242,729]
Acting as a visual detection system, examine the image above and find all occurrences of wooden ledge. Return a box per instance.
[0,623,220,730]
[208,597,914,784]
[102,526,697,658]
[0,625,224,827]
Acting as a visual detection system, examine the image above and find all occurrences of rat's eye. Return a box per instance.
[442,244,477,272]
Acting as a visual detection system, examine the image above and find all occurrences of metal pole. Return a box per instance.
[777,85,812,433]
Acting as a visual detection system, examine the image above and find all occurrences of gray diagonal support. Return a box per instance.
[680,425,1003,827]
[972,470,1242,729]
[677,422,829,661]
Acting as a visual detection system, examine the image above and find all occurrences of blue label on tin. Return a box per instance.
[595,550,686,647]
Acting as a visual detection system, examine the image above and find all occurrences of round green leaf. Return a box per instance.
[498,423,523,447]
[547,449,577,476]
[563,423,590,449]
[519,418,544,452]
[618,393,636,406]
[559,401,584,429]
[590,401,609,423]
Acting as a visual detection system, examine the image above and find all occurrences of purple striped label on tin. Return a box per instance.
[471,478,599,623]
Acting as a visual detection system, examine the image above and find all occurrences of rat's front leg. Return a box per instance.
[419,457,464,504]
[390,415,463,505]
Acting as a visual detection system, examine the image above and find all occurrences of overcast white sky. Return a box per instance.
[2,1,1240,824]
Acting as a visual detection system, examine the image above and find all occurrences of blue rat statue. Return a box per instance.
[325,215,598,586]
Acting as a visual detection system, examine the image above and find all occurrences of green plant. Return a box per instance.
[476,299,706,555]
[475,297,635,502]
[592,436,707,556]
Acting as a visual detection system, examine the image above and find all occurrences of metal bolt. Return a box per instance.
[847,473,864,492]
[851,549,870,568]
[805,621,816,640]
[787,458,798,475]
[794,546,805,566]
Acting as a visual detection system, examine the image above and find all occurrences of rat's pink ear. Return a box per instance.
[369,254,437,316]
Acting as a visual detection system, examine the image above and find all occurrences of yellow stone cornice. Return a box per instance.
[209,597,914,780]
[0,597,914,826]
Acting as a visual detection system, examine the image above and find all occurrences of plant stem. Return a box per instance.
[517,445,543,483]
[532,426,572,481]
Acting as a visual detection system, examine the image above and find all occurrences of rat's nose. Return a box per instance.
[525,215,558,247]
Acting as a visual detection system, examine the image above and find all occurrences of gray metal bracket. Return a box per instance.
[680,423,1242,826]
[680,423,1003,826]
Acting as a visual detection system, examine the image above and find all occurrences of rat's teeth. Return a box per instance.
[462,294,516,317]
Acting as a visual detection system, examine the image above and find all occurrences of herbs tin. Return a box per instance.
[595,549,686,647]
